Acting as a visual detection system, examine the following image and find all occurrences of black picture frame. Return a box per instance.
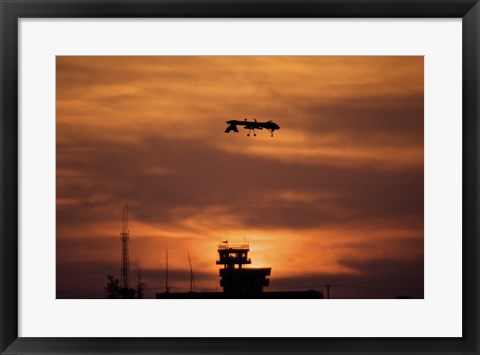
[1,1,479,354]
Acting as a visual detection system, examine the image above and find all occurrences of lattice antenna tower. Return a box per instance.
[120,205,130,289]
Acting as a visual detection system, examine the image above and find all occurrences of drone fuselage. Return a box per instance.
[225,119,280,136]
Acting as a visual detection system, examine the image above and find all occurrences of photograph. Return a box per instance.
[56,56,424,299]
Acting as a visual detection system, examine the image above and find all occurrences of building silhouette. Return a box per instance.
[217,243,271,295]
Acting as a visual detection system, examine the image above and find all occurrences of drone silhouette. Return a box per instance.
[225,118,280,137]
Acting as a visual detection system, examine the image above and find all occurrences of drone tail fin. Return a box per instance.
[225,124,239,133]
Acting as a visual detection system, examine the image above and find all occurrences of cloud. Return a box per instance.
[270,256,424,299]
[57,135,423,232]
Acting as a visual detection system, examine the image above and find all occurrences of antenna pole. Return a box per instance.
[120,205,130,289]
[325,284,331,299]
[188,253,195,292]
[165,247,169,293]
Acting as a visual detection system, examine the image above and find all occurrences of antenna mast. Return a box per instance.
[188,252,196,292]
[120,205,130,289]
[165,247,170,293]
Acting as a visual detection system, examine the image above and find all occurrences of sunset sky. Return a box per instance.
[56,56,424,299]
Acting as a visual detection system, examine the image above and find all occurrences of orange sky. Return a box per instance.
[56,56,424,298]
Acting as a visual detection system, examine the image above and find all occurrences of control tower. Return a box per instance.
[216,243,271,296]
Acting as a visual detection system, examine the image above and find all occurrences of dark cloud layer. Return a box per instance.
[270,257,424,299]
[57,135,423,232]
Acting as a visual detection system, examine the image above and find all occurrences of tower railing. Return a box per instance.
[217,244,249,250]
